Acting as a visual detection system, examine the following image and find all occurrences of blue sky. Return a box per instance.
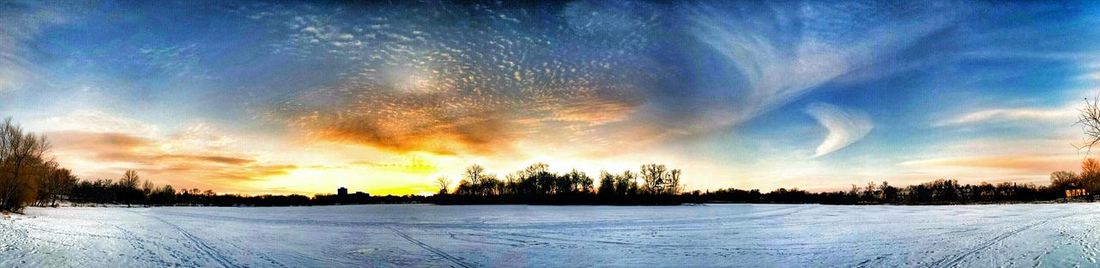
[2,0,1099,194]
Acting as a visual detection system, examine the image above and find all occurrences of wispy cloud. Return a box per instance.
[805,103,872,158]
[0,1,67,93]
[30,109,162,137]
[935,106,1076,127]
[899,155,1077,174]
[683,1,960,131]
[34,110,294,192]
[48,131,295,185]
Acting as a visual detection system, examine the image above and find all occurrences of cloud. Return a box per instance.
[135,43,209,79]
[48,132,253,167]
[805,103,872,158]
[283,87,650,156]
[0,1,67,93]
[899,155,1077,174]
[48,131,296,189]
[29,110,295,191]
[264,2,657,156]
[935,106,1076,127]
[263,2,965,157]
[680,1,960,132]
[30,109,161,136]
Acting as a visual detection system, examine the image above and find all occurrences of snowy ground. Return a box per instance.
[2,204,1099,267]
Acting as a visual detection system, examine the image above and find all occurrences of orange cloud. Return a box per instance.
[899,155,1078,174]
[279,80,647,156]
[47,131,296,193]
[145,163,296,183]
[47,131,153,151]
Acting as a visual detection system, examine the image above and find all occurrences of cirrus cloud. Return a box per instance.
[805,103,873,158]
[934,106,1076,127]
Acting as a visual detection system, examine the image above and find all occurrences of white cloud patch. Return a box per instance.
[805,103,872,158]
[29,109,162,137]
[935,106,1076,127]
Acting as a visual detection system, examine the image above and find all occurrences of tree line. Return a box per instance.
[432,163,684,204]
[430,159,1098,205]
[0,117,435,212]
[49,168,428,207]
[64,169,431,207]
[690,178,1062,205]
[0,118,79,212]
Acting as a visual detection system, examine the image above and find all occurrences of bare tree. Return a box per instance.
[597,171,615,196]
[1077,96,1100,154]
[119,170,140,189]
[116,170,143,206]
[1083,159,1100,195]
[667,169,682,195]
[142,179,155,199]
[435,176,451,195]
[620,170,637,195]
[640,164,668,195]
[34,161,74,207]
[0,118,51,212]
[464,165,485,185]
[1050,170,1080,190]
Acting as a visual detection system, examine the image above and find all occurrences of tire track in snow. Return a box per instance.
[130,210,289,268]
[108,222,164,264]
[388,226,473,268]
[932,212,1075,268]
[219,236,289,268]
[145,214,240,268]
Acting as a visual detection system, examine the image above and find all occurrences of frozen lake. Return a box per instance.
[2,204,1099,267]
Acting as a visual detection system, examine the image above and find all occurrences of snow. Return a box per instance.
[2,204,1100,267]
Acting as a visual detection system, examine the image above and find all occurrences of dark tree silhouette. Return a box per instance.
[1050,171,1080,191]
[435,177,451,195]
[0,118,51,212]
[1082,159,1100,198]
[1077,96,1100,154]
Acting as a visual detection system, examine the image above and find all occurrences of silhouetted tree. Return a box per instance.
[1050,171,1080,191]
[618,170,638,196]
[115,170,144,207]
[1077,96,1100,154]
[34,162,75,207]
[639,164,680,195]
[0,118,51,212]
[880,181,897,203]
[141,179,155,202]
[1082,159,1100,198]
[597,171,615,198]
[435,177,451,195]
[148,184,176,205]
[667,169,682,195]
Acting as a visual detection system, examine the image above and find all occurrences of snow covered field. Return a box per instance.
[2,204,1099,267]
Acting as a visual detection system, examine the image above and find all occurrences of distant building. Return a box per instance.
[338,187,348,196]
[1066,188,1087,199]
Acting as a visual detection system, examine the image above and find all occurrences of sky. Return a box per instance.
[2,0,1100,196]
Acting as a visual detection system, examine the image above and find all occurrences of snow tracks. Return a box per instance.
[388,226,474,268]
